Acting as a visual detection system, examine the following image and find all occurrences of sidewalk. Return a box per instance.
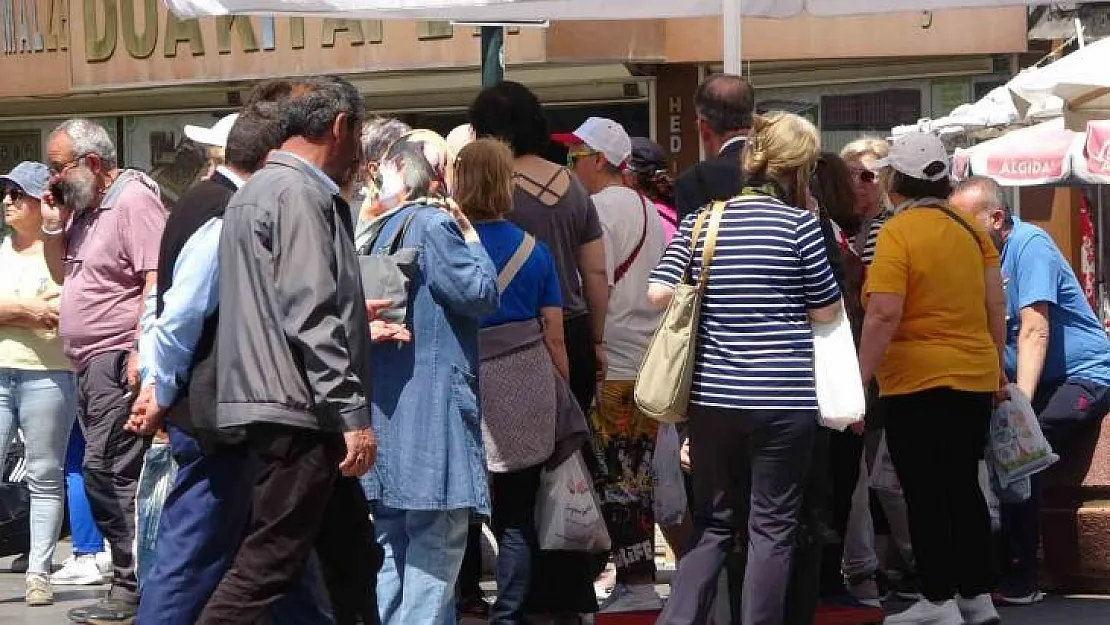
[1,545,1109,624]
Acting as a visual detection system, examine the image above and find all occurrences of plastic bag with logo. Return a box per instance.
[988,384,1059,489]
[652,424,688,527]
[534,450,611,553]
[135,440,178,590]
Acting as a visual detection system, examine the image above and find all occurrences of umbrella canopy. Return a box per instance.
[892,85,1021,142]
[953,117,1110,186]
[1012,37,1110,131]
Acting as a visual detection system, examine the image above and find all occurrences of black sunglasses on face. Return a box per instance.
[854,170,877,184]
[4,188,25,202]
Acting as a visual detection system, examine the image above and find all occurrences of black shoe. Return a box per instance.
[68,598,137,624]
[9,552,28,573]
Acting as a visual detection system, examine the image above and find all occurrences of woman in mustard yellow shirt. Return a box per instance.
[858,134,1005,625]
[0,162,76,607]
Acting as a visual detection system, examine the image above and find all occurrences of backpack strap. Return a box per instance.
[497,233,536,293]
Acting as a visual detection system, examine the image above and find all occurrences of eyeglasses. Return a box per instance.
[3,188,25,202]
[48,153,91,177]
[567,151,598,167]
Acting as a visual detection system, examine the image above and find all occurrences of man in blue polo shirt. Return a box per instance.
[952,176,1110,606]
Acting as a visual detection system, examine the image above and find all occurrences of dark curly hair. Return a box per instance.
[811,152,861,236]
[468,81,551,158]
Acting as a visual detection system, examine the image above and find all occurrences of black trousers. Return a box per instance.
[883,388,995,602]
[563,313,598,413]
[77,350,151,604]
[198,424,353,624]
[316,476,382,625]
[659,405,815,625]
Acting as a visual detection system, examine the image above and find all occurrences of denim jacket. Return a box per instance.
[360,204,500,514]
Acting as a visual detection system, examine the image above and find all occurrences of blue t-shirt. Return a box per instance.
[475,221,562,328]
[649,194,841,411]
[1001,217,1110,386]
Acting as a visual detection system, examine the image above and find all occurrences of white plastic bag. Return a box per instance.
[652,424,687,527]
[534,451,611,553]
[812,307,866,431]
[135,441,177,591]
[987,384,1059,488]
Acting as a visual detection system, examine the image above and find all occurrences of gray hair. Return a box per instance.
[52,119,118,169]
[362,118,411,163]
[953,175,1011,218]
[284,75,364,141]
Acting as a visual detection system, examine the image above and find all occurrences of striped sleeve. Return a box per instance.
[796,211,841,308]
[650,210,696,287]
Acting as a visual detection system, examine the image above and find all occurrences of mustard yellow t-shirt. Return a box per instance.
[864,204,1000,396]
[0,238,69,371]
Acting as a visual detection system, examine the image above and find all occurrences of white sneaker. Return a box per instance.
[598,583,663,613]
[957,594,1001,625]
[883,599,962,625]
[49,555,106,586]
[94,551,112,577]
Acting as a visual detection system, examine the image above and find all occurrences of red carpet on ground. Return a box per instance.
[594,605,884,625]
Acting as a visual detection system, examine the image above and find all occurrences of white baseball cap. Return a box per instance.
[446,124,475,155]
[563,117,632,169]
[184,113,240,149]
[875,131,950,182]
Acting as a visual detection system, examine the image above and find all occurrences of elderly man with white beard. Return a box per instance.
[39,119,167,624]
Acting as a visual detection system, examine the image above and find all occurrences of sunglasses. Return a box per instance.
[567,150,598,167]
[3,188,25,202]
[852,169,877,184]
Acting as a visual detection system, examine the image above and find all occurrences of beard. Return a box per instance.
[52,170,97,212]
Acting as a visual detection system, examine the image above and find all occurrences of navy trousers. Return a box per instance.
[137,424,333,625]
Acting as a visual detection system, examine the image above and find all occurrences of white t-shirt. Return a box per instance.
[592,185,666,380]
[0,238,68,371]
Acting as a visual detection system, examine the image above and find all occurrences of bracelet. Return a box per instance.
[41,224,64,237]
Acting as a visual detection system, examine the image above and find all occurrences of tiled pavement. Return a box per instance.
[1,543,1108,624]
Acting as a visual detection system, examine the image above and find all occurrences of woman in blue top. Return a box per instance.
[358,130,500,625]
[649,112,843,625]
[455,138,593,625]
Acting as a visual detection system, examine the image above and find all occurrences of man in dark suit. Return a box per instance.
[673,74,755,221]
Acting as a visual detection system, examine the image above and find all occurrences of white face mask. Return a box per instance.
[377,162,406,210]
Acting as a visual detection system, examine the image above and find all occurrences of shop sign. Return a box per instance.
[2,0,68,53]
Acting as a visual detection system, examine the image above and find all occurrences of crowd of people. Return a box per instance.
[0,69,1108,625]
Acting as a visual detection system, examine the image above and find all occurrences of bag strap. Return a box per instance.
[930,204,983,254]
[613,193,650,284]
[681,207,714,284]
[497,233,536,293]
[695,201,727,292]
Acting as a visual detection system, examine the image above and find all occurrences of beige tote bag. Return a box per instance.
[634,202,725,423]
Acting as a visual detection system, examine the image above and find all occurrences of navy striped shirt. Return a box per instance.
[649,195,841,411]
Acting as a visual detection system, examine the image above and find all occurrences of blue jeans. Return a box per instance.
[0,368,76,576]
[138,424,333,625]
[65,421,105,555]
[373,503,469,625]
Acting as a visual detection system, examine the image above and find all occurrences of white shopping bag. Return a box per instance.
[812,307,866,431]
[987,385,1059,488]
[652,424,687,527]
[534,451,611,553]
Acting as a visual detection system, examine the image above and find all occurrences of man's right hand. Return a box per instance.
[339,427,377,477]
[40,190,70,233]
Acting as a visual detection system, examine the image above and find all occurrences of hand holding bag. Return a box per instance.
[634,202,725,423]
[988,384,1059,489]
[812,305,866,431]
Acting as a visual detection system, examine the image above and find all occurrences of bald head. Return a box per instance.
[950,176,1010,248]
[694,74,754,156]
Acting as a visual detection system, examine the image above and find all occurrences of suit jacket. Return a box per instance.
[673,138,746,222]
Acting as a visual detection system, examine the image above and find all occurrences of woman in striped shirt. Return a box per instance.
[650,112,842,625]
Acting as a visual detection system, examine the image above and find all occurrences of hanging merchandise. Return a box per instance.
[1080,195,1098,313]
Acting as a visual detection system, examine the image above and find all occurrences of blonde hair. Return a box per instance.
[741,111,820,181]
[840,137,890,162]
[454,138,515,221]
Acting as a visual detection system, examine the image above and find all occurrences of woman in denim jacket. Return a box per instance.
[358,131,500,625]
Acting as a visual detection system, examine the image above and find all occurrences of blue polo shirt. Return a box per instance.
[1001,216,1110,386]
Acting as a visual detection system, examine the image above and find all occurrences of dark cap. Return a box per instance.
[629,137,667,174]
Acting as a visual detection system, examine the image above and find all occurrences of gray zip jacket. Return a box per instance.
[216,152,371,433]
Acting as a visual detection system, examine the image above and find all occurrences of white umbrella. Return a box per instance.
[892,85,1022,141]
[1011,37,1110,131]
[162,1,1106,75]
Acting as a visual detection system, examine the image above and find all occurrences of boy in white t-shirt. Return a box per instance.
[563,117,667,613]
